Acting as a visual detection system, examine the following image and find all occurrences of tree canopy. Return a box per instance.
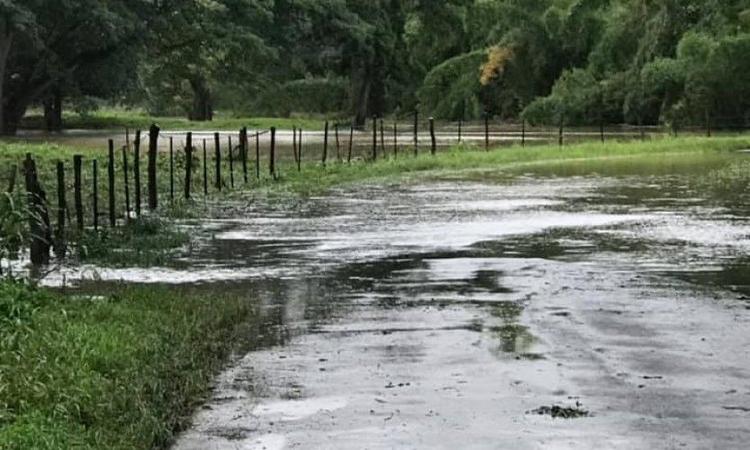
[2,0,750,134]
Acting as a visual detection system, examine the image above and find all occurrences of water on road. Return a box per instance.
[55,153,750,449]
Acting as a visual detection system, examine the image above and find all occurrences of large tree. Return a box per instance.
[0,0,146,135]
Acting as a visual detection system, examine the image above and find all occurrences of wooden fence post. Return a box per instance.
[413,110,419,156]
[240,127,248,183]
[202,139,208,196]
[185,132,193,200]
[430,117,436,155]
[322,121,329,165]
[458,118,462,143]
[5,165,16,193]
[24,154,51,265]
[107,140,116,227]
[214,132,221,190]
[380,118,385,158]
[558,116,564,147]
[348,125,353,164]
[122,144,131,221]
[335,123,341,162]
[92,160,98,231]
[372,116,377,161]
[73,155,83,231]
[228,135,234,189]
[255,131,261,179]
[393,122,398,157]
[269,127,276,178]
[55,161,66,257]
[521,120,526,147]
[297,128,302,172]
[147,124,159,210]
[484,111,490,151]
[599,119,605,143]
[169,137,174,202]
[292,126,298,166]
[133,130,141,216]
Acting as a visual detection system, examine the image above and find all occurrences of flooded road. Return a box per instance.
[60,153,750,448]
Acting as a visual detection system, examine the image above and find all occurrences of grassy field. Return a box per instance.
[0,280,255,449]
[20,108,329,131]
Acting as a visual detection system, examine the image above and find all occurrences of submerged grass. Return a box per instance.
[0,280,255,449]
[269,135,750,195]
[20,108,328,131]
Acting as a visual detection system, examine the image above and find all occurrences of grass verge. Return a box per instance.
[0,279,254,449]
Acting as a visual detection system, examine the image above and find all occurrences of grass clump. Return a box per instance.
[0,279,255,449]
[698,159,750,195]
[77,216,190,267]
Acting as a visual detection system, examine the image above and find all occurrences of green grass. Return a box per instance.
[0,279,255,449]
[20,107,329,131]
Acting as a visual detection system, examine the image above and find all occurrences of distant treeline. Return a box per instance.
[2,0,750,134]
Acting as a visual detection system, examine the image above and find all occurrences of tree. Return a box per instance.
[1,0,146,135]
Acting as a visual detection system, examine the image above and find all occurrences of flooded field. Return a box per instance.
[12,124,652,163]
[50,151,750,449]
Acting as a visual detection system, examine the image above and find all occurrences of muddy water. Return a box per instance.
[61,152,750,448]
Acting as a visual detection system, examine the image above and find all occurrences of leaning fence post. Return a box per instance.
[240,127,248,183]
[55,161,66,257]
[202,139,208,196]
[372,116,377,161]
[147,123,159,210]
[133,130,141,216]
[107,140,116,227]
[122,144,131,221]
[6,164,16,193]
[214,132,221,190]
[185,132,193,200]
[92,160,99,231]
[322,121,329,165]
[24,154,51,265]
[269,127,276,178]
[430,117,436,155]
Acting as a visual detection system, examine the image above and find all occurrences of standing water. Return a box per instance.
[50,151,750,449]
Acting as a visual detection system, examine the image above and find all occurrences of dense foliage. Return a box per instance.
[2,0,750,133]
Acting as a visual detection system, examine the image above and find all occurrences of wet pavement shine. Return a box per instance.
[55,158,750,448]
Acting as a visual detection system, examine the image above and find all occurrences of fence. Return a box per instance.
[6,116,679,265]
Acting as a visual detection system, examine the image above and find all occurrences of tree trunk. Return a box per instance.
[43,87,63,132]
[0,30,13,135]
[351,62,371,128]
[189,77,213,122]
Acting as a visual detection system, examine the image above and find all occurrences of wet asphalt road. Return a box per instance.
[143,172,750,450]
